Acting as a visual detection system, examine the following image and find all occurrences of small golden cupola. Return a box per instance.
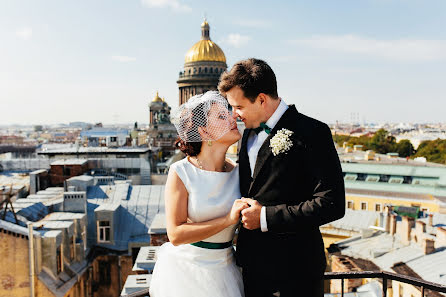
[152,91,163,103]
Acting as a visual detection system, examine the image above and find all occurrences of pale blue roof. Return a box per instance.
[86,184,165,251]
[341,162,446,198]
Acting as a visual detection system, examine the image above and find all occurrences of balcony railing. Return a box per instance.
[324,271,446,297]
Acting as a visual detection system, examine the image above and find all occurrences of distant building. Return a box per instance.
[147,92,177,158]
[177,19,227,105]
[38,147,152,185]
[337,147,446,214]
[80,128,130,147]
[327,212,446,296]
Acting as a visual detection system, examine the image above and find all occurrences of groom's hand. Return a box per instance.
[240,198,262,230]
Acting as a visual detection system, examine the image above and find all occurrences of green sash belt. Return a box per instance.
[190,241,232,249]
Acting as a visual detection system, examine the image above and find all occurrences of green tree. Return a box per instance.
[369,129,397,154]
[414,139,446,164]
[395,139,415,157]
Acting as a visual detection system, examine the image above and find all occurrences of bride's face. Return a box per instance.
[203,103,241,145]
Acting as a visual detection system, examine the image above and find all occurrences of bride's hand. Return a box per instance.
[226,199,250,225]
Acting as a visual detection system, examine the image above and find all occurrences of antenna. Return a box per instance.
[0,184,19,224]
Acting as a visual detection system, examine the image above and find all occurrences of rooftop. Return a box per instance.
[333,215,446,285]
[86,184,165,251]
[51,159,88,166]
[38,147,150,155]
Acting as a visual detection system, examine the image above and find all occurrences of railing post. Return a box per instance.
[341,278,344,297]
[382,275,387,297]
[421,286,425,297]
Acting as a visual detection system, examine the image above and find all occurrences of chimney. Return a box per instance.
[428,214,433,227]
[422,238,435,255]
[390,214,397,235]
[384,206,391,233]
[435,227,446,249]
[400,216,415,245]
[415,221,426,244]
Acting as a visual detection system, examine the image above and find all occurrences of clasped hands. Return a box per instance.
[228,197,262,230]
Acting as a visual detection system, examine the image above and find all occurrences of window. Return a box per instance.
[347,201,354,209]
[132,247,140,265]
[63,166,71,176]
[98,221,111,243]
[56,246,62,274]
[98,261,111,285]
[361,202,368,210]
[375,203,382,212]
[70,236,75,260]
[136,277,147,284]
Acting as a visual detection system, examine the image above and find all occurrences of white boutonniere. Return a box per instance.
[269,128,294,156]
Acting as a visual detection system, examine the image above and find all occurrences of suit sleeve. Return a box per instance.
[265,123,345,232]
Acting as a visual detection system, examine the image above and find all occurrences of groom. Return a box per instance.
[218,58,345,297]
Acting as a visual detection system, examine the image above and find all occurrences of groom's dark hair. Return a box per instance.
[218,58,278,102]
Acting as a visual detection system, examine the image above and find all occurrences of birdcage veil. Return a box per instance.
[171,91,232,142]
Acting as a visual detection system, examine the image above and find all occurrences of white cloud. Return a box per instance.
[141,0,191,12]
[219,34,252,48]
[16,27,33,40]
[111,55,137,62]
[290,35,446,62]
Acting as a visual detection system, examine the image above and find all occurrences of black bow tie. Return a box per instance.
[253,122,271,135]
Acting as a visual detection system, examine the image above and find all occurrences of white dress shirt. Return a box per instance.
[246,98,288,232]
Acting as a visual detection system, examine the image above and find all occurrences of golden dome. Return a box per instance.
[184,20,226,64]
[152,91,163,102]
[185,40,226,63]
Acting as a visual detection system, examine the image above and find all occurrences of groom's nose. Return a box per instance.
[231,110,239,120]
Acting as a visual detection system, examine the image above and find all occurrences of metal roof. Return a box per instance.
[38,147,150,155]
[120,274,152,297]
[51,159,88,166]
[322,209,380,232]
[132,246,159,272]
[336,228,446,285]
[86,184,165,251]
[0,219,41,237]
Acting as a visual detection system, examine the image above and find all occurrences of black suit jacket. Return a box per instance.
[237,105,345,279]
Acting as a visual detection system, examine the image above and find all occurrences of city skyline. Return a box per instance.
[1,0,446,125]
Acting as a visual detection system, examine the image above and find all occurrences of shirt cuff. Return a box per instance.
[260,206,268,232]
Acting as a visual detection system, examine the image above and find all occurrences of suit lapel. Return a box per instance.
[250,105,300,192]
[239,129,253,195]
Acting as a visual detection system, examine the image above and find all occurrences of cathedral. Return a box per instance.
[177,19,228,105]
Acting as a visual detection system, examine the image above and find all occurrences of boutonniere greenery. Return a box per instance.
[270,128,294,156]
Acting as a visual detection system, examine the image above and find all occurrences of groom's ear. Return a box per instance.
[258,93,267,107]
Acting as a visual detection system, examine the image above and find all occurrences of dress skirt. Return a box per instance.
[149,242,244,297]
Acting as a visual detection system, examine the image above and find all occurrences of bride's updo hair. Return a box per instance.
[173,101,207,156]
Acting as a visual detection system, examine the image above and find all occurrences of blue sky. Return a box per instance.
[1,0,445,125]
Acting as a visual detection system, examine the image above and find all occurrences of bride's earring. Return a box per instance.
[207,140,212,147]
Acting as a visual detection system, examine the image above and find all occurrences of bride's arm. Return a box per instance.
[165,169,247,246]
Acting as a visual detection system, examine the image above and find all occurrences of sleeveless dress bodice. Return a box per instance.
[172,157,241,242]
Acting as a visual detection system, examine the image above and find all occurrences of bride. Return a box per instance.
[149,91,248,297]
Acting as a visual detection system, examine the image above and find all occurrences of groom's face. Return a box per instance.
[226,86,265,129]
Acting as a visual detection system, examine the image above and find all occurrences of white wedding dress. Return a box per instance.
[149,157,244,297]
